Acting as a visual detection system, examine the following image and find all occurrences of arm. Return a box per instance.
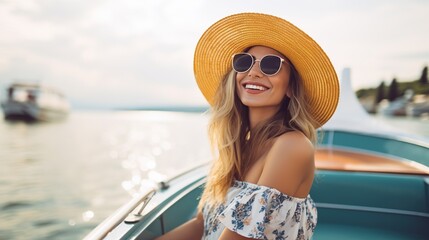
[219,229,256,240]
[218,131,314,240]
[155,211,204,240]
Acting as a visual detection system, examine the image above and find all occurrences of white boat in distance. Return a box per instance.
[1,82,70,121]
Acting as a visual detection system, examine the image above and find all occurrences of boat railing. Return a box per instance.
[83,161,211,240]
[83,188,156,240]
[157,160,211,190]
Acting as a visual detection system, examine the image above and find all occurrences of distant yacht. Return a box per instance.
[377,89,429,117]
[1,82,70,121]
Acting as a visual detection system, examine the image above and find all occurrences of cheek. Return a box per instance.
[235,73,245,88]
[235,72,245,83]
[282,79,290,92]
[283,81,290,96]
[278,71,290,92]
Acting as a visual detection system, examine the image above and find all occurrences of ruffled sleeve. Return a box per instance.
[218,181,317,240]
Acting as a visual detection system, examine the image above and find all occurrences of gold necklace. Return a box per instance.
[245,131,251,141]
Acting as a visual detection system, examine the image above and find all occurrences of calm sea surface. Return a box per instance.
[0,110,428,240]
[0,111,211,240]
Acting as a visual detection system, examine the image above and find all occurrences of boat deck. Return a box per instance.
[316,148,429,175]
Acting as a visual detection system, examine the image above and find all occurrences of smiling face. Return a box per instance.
[235,46,291,111]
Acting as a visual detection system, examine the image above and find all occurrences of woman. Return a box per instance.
[157,13,339,240]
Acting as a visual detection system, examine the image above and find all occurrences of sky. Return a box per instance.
[0,0,428,109]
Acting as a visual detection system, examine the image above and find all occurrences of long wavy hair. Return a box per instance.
[198,56,319,210]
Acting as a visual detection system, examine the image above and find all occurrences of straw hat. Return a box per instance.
[194,13,339,128]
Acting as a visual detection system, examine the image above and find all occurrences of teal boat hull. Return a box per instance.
[86,129,429,240]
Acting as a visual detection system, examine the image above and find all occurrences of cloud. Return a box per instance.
[0,0,207,108]
[0,0,428,108]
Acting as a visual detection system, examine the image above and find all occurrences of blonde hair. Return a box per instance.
[198,60,319,210]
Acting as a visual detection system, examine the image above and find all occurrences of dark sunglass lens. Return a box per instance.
[233,54,253,72]
[261,56,281,75]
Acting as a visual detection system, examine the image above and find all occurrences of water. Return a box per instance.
[373,114,429,137]
[0,111,427,239]
[0,111,211,240]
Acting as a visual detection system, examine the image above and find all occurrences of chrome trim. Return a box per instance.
[316,202,429,218]
[124,190,156,223]
[84,162,211,240]
[157,161,211,190]
[119,177,207,239]
[83,188,156,240]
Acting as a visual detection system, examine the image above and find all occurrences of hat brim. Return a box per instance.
[194,13,339,128]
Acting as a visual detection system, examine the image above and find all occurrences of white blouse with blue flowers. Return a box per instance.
[202,180,317,240]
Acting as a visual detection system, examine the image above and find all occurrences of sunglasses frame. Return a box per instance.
[232,52,286,76]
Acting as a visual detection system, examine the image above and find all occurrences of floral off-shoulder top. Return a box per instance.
[201,180,317,240]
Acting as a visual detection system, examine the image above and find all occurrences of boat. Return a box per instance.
[377,98,408,116]
[377,89,429,118]
[1,82,70,121]
[406,94,429,117]
[84,68,429,240]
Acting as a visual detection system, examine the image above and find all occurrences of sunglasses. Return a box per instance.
[232,53,285,76]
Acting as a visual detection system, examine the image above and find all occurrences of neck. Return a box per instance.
[248,105,281,129]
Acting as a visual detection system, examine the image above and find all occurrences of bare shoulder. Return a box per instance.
[268,131,314,176]
[257,131,315,197]
[272,131,314,153]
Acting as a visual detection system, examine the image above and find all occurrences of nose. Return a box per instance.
[247,60,263,78]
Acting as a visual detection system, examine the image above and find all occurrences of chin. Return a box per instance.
[240,101,275,108]
[240,99,261,107]
[239,97,280,107]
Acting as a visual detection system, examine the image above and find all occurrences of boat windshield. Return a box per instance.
[8,87,39,102]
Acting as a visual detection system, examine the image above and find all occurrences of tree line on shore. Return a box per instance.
[356,66,429,106]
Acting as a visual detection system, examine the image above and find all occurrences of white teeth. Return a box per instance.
[245,84,267,91]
